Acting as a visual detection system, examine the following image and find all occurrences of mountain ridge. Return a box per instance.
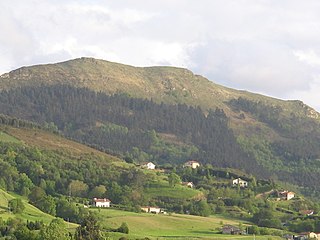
[1,57,318,121]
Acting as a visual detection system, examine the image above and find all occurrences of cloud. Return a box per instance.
[289,76,320,111]
[294,50,320,67]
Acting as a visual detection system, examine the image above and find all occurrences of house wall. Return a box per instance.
[147,163,155,169]
[287,193,295,200]
[95,201,110,207]
[191,163,200,168]
[149,207,161,214]
[141,207,149,212]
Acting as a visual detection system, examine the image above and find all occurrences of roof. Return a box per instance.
[142,162,155,165]
[279,191,295,195]
[182,182,194,186]
[222,225,240,230]
[233,177,247,181]
[185,160,199,164]
[93,198,111,203]
[299,210,314,215]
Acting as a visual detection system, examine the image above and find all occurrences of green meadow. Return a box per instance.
[0,189,78,230]
[92,208,282,240]
[0,189,54,223]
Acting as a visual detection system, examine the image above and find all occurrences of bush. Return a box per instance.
[8,199,25,214]
[117,222,129,234]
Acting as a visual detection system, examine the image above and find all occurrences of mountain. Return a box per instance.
[1,57,319,139]
[1,57,320,194]
[1,57,318,116]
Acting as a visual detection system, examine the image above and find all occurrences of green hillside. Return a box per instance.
[0,188,54,223]
[1,54,320,196]
[0,120,316,239]
[0,122,202,208]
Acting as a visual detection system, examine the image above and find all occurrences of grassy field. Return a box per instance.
[145,181,203,200]
[0,131,20,143]
[4,126,121,162]
[0,189,79,232]
[92,208,282,240]
[0,189,55,224]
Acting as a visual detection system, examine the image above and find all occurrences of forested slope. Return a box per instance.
[0,85,263,175]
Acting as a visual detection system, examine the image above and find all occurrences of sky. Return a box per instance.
[1,0,320,111]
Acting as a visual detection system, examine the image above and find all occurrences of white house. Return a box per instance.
[142,162,156,170]
[279,191,295,200]
[232,178,248,188]
[182,182,194,188]
[141,206,162,214]
[93,198,111,207]
[183,160,200,169]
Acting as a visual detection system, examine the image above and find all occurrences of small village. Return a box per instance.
[86,159,319,240]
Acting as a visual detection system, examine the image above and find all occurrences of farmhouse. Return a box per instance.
[183,160,200,169]
[181,182,194,188]
[93,198,111,207]
[299,210,314,216]
[297,232,317,239]
[232,178,248,188]
[141,206,162,214]
[221,225,245,235]
[279,191,295,200]
[142,162,156,170]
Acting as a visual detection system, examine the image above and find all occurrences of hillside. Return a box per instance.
[1,121,319,239]
[0,121,202,211]
[1,58,320,194]
[1,57,319,145]
[0,188,54,223]
[1,57,319,120]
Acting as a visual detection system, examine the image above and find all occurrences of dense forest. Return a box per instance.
[0,85,265,176]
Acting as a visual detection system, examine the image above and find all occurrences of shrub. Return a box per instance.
[117,222,129,234]
[8,199,25,214]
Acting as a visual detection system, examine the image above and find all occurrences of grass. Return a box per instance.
[0,189,78,230]
[0,189,54,224]
[0,131,20,143]
[145,182,203,200]
[92,208,282,240]
[4,126,119,161]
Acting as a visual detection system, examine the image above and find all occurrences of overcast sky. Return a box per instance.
[1,0,320,111]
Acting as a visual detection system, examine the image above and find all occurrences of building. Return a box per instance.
[221,225,245,235]
[141,206,162,214]
[184,160,200,169]
[232,178,248,188]
[296,232,317,239]
[299,210,314,216]
[279,191,295,200]
[142,162,156,170]
[182,182,194,188]
[93,198,111,207]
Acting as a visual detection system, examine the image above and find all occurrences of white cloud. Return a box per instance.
[289,76,320,111]
[294,50,320,66]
